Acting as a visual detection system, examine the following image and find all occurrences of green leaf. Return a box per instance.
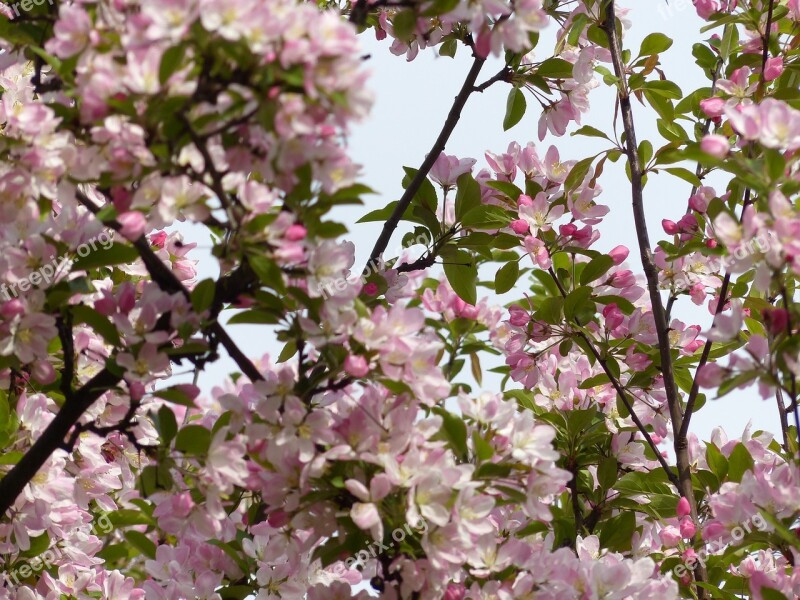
[503,88,527,131]
[392,10,417,40]
[159,44,186,85]
[536,58,574,78]
[535,296,563,325]
[473,431,494,461]
[600,511,636,552]
[358,201,399,223]
[433,407,468,460]
[579,255,614,285]
[157,405,178,444]
[563,286,593,322]
[494,261,519,294]
[639,33,673,56]
[571,125,611,141]
[227,309,282,325]
[190,278,216,314]
[277,339,297,363]
[247,255,286,294]
[439,38,457,58]
[664,167,701,186]
[460,205,511,229]
[564,157,593,191]
[598,457,618,489]
[71,305,121,347]
[72,243,139,271]
[125,531,157,559]
[486,180,523,201]
[153,386,196,408]
[759,590,790,600]
[727,443,754,483]
[0,451,23,465]
[442,249,477,305]
[705,443,729,481]
[19,533,50,559]
[175,425,212,455]
[455,173,481,219]
[643,80,683,99]
[578,373,611,390]
[638,140,653,166]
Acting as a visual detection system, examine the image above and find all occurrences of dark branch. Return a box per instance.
[363,55,486,275]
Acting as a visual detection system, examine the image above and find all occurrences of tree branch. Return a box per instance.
[0,368,122,516]
[548,268,680,488]
[363,55,486,275]
[75,190,264,383]
[601,2,707,594]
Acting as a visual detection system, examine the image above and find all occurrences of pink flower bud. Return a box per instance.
[763,308,789,335]
[703,521,727,541]
[689,193,710,213]
[680,516,697,539]
[268,510,290,528]
[509,305,531,327]
[31,360,56,385]
[608,245,629,265]
[699,97,725,118]
[763,56,784,82]
[700,134,729,158]
[659,525,682,548]
[677,496,692,518]
[363,282,379,296]
[444,584,466,600]
[706,239,718,249]
[662,219,680,235]
[559,223,578,236]
[678,214,698,232]
[602,303,624,331]
[0,299,25,319]
[117,211,147,241]
[344,355,369,378]
[510,219,530,234]
[517,194,533,207]
[150,231,167,248]
[285,224,307,241]
[696,363,725,388]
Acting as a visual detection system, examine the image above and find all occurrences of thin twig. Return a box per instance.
[548,268,680,488]
[75,190,264,383]
[601,2,707,594]
[363,56,486,275]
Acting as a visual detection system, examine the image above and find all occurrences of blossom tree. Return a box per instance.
[0,0,798,598]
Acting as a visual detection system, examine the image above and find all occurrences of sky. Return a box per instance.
[183,1,781,449]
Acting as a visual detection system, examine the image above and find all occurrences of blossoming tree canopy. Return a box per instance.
[0,0,799,597]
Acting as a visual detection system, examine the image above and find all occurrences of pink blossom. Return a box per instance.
[701,134,729,158]
[429,153,476,187]
[117,211,147,240]
[608,245,629,264]
[344,355,369,377]
[700,97,726,118]
[680,516,697,539]
[763,56,784,82]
